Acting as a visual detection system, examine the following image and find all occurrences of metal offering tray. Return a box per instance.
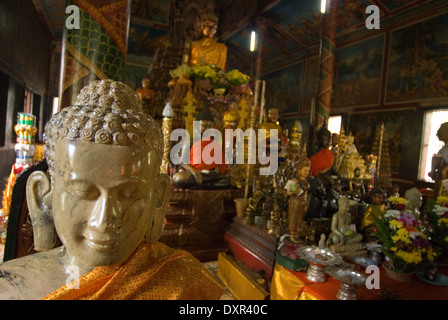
[325,266,367,300]
[296,246,343,283]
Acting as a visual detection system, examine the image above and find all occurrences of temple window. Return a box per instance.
[419,109,448,182]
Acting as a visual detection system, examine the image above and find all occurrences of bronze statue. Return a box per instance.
[285,154,311,243]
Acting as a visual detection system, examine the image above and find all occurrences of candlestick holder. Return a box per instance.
[297,246,342,283]
[325,266,366,300]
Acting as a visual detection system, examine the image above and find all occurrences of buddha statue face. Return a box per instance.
[267,108,279,123]
[27,80,170,267]
[297,165,310,180]
[142,78,151,88]
[201,14,218,38]
[51,140,159,266]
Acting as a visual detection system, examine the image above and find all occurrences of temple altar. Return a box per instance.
[271,263,448,300]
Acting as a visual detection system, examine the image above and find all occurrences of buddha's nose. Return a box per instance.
[88,193,121,232]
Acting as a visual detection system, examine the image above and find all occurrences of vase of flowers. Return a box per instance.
[427,196,448,257]
[373,196,435,281]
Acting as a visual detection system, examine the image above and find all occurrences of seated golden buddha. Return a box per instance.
[189,11,227,71]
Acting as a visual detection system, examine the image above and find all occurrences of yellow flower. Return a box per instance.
[389,219,403,230]
[423,247,435,261]
[388,196,409,205]
[391,227,411,244]
[438,217,448,226]
[396,249,422,264]
[436,196,448,206]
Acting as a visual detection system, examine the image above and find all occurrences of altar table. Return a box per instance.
[271,263,448,300]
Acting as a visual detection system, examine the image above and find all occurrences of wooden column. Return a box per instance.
[309,0,337,154]
[58,0,131,110]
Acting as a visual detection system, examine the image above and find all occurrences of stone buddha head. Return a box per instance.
[27,80,170,267]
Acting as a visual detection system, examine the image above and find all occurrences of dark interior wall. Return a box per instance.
[0,0,52,186]
[0,0,52,96]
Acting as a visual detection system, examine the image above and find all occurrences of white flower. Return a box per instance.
[433,204,448,216]
[385,210,401,220]
[409,231,420,240]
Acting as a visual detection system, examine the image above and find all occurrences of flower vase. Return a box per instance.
[230,83,250,95]
[382,261,414,282]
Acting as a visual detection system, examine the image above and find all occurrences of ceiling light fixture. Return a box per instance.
[250,30,256,52]
[321,0,326,13]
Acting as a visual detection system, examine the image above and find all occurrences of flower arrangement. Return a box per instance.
[373,197,435,273]
[225,69,251,86]
[189,64,251,90]
[427,196,448,257]
[190,64,219,81]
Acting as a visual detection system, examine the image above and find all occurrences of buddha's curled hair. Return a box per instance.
[43,80,163,175]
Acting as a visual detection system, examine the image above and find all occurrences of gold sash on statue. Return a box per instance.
[43,242,223,300]
[360,204,386,230]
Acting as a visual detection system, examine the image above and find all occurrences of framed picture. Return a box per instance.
[332,35,385,109]
[263,62,303,115]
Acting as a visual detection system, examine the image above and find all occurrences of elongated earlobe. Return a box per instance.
[145,173,171,243]
[26,171,57,251]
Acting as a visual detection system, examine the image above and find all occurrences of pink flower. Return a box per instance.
[398,213,419,226]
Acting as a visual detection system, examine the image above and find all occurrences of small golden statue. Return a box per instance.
[136,78,156,115]
[284,154,311,243]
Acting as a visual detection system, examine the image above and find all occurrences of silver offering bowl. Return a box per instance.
[325,266,367,300]
[296,246,343,283]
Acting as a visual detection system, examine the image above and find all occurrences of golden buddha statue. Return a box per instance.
[336,133,369,180]
[189,11,227,71]
[258,107,283,150]
[136,78,156,115]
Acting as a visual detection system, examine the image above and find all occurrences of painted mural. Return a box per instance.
[130,0,171,25]
[332,35,384,108]
[264,0,321,47]
[263,62,303,115]
[348,111,404,174]
[128,23,169,56]
[386,12,448,103]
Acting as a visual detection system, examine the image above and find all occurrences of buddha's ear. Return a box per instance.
[145,173,171,243]
[26,171,57,251]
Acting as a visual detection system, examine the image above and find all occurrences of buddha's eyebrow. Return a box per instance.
[65,176,146,187]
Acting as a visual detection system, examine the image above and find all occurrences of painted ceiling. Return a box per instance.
[31,0,442,75]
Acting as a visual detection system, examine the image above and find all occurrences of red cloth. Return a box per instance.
[309,149,334,176]
[287,265,448,300]
[190,139,227,174]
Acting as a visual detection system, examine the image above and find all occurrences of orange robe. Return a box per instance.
[43,242,223,300]
[190,38,227,71]
[309,149,334,176]
[190,139,227,174]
